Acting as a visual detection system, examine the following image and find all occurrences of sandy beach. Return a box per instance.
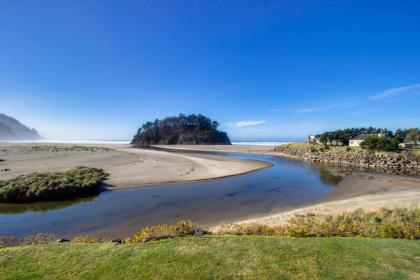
[0,142,270,188]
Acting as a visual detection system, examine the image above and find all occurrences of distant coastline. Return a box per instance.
[1,139,293,146]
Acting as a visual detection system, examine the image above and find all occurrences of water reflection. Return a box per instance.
[311,165,344,186]
[0,196,97,214]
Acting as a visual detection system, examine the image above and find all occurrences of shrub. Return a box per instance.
[126,220,196,243]
[346,146,351,152]
[0,167,108,202]
[72,235,105,243]
[310,147,318,153]
[217,223,286,236]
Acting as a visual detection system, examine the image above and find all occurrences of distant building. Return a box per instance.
[349,133,384,147]
[308,135,321,144]
[399,143,415,149]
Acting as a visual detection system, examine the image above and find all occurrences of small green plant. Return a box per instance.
[72,235,105,243]
[323,145,330,150]
[126,220,196,243]
[346,146,352,152]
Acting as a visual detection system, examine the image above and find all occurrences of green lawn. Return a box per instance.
[1,236,419,280]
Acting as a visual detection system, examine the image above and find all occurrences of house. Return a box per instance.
[308,135,321,144]
[399,143,415,149]
[308,135,316,143]
[349,133,384,147]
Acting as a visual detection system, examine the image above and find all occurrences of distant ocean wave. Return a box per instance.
[232,141,289,146]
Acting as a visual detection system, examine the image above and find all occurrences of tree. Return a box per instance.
[131,114,231,145]
[404,128,420,143]
[360,136,399,152]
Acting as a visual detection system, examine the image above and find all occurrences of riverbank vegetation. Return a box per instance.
[126,220,196,243]
[1,236,419,279]
[218,208,420,239]
[131,114,231,145]
[0,167,108,202]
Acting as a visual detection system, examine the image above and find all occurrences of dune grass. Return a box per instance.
[218,208,420,239]
[1,236,419,280]
[0,167,108,202]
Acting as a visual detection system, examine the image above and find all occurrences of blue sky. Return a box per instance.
[1,0,419,141]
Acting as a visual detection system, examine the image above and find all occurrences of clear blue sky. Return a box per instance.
[1,0,419,141]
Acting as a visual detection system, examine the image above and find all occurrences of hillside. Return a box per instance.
[0,114,41,141]
[132,114,231,145]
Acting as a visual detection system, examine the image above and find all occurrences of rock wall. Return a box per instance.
[274,146,420,175]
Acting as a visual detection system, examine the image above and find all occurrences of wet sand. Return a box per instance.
[0,143,270,188]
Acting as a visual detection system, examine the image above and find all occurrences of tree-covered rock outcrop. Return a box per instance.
[131,114,231,145]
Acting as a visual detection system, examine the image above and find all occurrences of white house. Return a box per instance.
[349,133,384,147]
[308,135,321,144]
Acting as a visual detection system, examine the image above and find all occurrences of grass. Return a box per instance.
[0,167,108,202]
[0,236,419,279]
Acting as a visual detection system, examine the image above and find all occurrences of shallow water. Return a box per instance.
[0,153,342,238]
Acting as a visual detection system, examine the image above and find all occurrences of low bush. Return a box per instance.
[217,208,420,240]
[72,235,105,243]
[126,220,196,243]
[0,167,108,202]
